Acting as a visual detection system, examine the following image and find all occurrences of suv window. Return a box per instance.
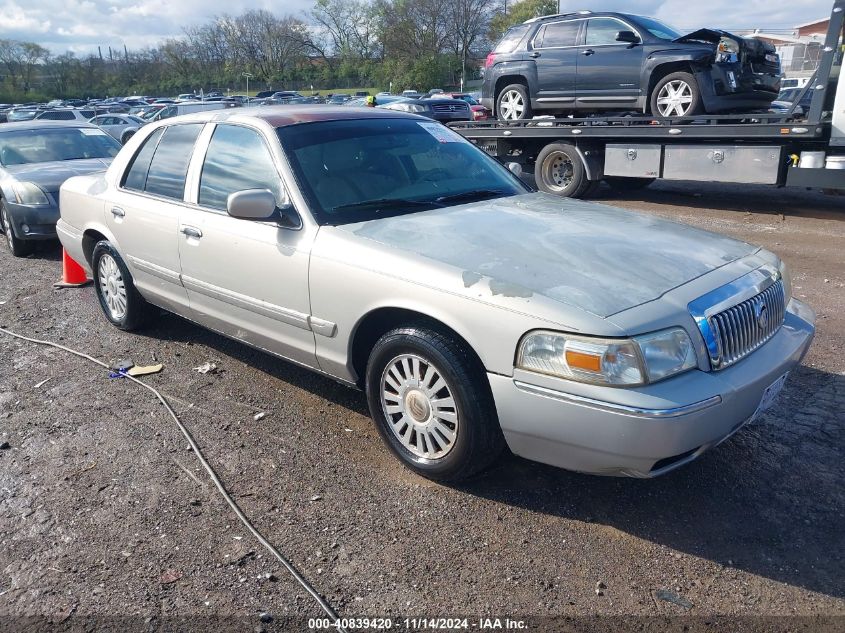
[536,21,580,48]
[199,125,283,211]
[494,24,531,53]
[40,110,75,120]
[143,124,203,199]
[585,18,631,46]
[80,110,95,118]
[122,127,164,191]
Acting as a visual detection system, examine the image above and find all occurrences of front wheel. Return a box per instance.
[91,240,154,331]
[365,324,505,481]
[1,199,35,257]
[649,72,703,118]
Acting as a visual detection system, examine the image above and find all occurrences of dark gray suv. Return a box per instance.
[482,11,781,120]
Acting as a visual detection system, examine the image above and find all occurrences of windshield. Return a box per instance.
[635,16,682,40]
[0,127,121,166]
[277,118,528,225]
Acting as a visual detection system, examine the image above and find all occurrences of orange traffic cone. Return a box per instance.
[54,248,91,288]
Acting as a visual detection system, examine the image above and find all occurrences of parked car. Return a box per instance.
[148,101,235,122]
[35,108,99,122]
[255,90,277,99]
[56,107,815,481]
[0,121,121,256]
[5,107,40,122]
[89,113,147,144]
[378,96,473,123]
[770,87,813,116]
[435,93,491,120]
[327,94,352,105]
[483,11,781,119]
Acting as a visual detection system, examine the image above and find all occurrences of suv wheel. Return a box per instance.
[535,142,593,198]
[365,324,505,481]
[1,199,35,257]
[650,72,703,117]
[496,84,532,121]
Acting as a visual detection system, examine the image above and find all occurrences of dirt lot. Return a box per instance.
[0,181,843,631]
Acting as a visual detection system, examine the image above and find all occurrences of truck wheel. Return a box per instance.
[1,199,35,257]
[496,84,532,121]
[365,324,505,482]
[535,143,592,198]
[605,176,655,191]
[91,240,154,331]
[649,72,703,117]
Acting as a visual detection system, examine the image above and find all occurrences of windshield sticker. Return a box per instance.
[80,128,108,136]
[417,121,466,143]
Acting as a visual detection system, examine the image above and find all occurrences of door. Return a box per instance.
[575,17,644,108]
[106,123,203,313]
[177,123,319,368]
[532,19,583,105]
[97,117,120,140]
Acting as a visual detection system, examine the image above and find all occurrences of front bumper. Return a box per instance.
[4,200,60,241]
[489,298,815,477]
[700,64,780,113]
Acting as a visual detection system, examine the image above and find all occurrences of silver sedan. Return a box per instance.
[56,107,815,481]
[88,113,146,144]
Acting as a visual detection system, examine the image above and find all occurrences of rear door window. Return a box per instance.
[122,128,164,191]
[537,21,581,48]
[143,124,203,200]
[495,24,530,53]
[198,124,283,211]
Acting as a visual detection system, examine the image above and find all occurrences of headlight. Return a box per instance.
[387,103,427,113]
[778,258,792,304]
[517,327,698,387]
[12,181,49,206]
[718,37,739,54]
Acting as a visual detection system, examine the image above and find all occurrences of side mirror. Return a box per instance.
[616,30,640,44]
[506,162,523,177]
[227,189,278,220]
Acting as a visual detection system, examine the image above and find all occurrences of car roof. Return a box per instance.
[0,120,96,132]
[172,105,422,128]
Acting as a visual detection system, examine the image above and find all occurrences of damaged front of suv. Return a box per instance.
[665,28,781,113]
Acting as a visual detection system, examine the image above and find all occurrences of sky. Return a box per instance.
[0,0,834,54]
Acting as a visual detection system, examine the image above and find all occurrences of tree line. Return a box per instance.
[0,0,557,101]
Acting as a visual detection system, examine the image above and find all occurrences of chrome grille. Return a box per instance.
[708,279,785,369]
[431,102,469,113]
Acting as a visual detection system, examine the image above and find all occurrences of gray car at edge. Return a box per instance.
[56,107,815,481]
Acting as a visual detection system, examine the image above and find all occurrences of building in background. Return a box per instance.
[745,17,830,81]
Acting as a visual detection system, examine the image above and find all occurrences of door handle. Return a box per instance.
[110,207,125,218]
[180,226,203,239]
[581,49,595,56]
[529,51,541,58]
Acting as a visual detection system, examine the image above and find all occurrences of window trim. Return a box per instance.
[530,16,643,50]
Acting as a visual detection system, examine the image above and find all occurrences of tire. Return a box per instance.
[365,324,505,481]
[649,71,703,118]
[121,130,136,144]
[0,199,35,257]
[535,142,593,198]
[605,176,655,192]
[91,240,154,331]
[496,83,533,121]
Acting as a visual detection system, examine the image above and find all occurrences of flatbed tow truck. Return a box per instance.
[450,0,845,198]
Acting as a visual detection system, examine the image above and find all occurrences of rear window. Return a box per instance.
[122,127,164,191]
[494,24,530,53]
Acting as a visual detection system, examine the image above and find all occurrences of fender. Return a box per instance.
[489,60,539,102]
[642,46,715,86]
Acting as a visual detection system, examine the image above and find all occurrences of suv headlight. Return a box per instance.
[778,258,792,305]
[12,181,49,206]
[517,327,698,387]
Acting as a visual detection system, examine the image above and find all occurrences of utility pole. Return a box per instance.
[242,71,253,97]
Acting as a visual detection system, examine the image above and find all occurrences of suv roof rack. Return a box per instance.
[523,10,592,23]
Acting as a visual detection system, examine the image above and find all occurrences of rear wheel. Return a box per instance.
[535,142,593,198]
[1,199,34,257]
[496,84,532,121]
[121,130,136,144]
[92,240,154,331]
[649,72,703,117]
[365,324,505,481]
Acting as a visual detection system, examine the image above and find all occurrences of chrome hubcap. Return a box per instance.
[98,254,127,320]
[380,354,458,460]
[543,152,574,191]
[500,90,525,120]
[656,80,693,116]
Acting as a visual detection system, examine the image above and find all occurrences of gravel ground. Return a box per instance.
[0,181,843,632]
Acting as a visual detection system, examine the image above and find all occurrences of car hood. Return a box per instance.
[673,28,733,44]
[3,158,112,193]
[339,193,758,318]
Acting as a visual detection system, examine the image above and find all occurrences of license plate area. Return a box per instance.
[751,372,788,422]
